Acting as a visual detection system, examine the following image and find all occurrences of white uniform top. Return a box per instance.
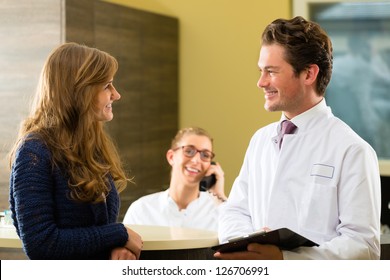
[123,189,220,232]
[219,99,381,259]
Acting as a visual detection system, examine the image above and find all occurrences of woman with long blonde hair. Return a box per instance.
[9,42,142,260]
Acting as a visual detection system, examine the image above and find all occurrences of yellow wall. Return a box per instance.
[104,0,290,193]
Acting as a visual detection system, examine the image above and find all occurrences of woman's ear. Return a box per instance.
[166,149,175,165]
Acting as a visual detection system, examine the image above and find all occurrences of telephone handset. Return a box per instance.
[199,161,217,191]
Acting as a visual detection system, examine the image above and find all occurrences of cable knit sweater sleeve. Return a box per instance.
[9,138,129,259]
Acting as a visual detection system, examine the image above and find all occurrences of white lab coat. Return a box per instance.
[219,99,381,259]
[123,189,220,232]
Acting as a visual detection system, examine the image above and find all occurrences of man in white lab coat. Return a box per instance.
[215,16,381,260]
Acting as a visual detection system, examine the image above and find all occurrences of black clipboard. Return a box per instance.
[212,228,318,253]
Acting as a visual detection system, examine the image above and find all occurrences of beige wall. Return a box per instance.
[104,0,290,193]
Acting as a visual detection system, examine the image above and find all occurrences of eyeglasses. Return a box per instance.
[173,145,215,162]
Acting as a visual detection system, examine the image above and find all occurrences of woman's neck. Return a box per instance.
[168,181,200,210]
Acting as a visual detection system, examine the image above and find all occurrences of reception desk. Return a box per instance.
[0,226,26,260]
[0,224,218,260]
[129,225,218,260]
[1,225,389,260]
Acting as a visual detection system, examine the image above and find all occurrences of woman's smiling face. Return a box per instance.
[95,79,121,122]
[169,134,213,185]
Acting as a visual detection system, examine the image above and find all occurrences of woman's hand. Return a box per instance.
[124,226,143,259]
[110,247,137,260]
[206,162,227,202]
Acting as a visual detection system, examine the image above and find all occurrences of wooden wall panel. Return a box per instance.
[65,0,94,46]
[0,0,63,211]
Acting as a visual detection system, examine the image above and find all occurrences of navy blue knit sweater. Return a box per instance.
[9,138,129,259]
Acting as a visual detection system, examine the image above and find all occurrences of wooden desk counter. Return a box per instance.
[1,225,389,260]
[127,224,218,260]
[0,226,22,249]
[0,226,25,259]
[128,224,218,250]
[0,224,219,260]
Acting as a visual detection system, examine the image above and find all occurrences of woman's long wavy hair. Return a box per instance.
[9,42,129,203]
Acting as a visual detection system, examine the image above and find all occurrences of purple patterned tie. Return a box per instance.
[279,120,297,149]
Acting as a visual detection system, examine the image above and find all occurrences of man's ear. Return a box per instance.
[304,64,320,86]
[166,149,175,165]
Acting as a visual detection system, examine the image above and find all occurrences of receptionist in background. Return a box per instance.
[123,127,227,232]
[9,42,142,260]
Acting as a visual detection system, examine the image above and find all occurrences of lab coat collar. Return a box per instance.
[279,98,331,133]
[161,189,173,208]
